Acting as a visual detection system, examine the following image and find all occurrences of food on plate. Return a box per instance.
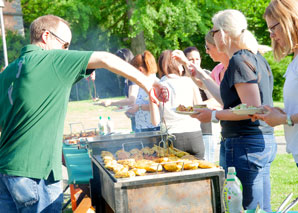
[193,104,207,109]
[233,103,256,109]
[231,103,266,115]
[176,104,194,112]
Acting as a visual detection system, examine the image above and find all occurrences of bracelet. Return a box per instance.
[287,114,294,126]
[211,110,219,123]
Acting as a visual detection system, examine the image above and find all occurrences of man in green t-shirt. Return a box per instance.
[0,15,166,212]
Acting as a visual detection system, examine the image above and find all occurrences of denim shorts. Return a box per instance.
[0,174,63,213]
[220,134,277,212]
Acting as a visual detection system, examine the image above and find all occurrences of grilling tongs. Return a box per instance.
[276,192,298,213]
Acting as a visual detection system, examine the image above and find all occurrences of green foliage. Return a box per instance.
[0,30,29,69]
[231,0,271,45]
[5,0,287,101]
[263,52,292,101]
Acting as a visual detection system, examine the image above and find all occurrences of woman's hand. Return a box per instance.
[172,50,190,66]
[126,104,139,114]
[98,99,112,107]
[252,105,286,127]
[191,108,213,123]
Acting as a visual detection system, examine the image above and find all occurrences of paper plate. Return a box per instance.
[230,108,265,115]
[113,106,131,112]
[175,110,199,115]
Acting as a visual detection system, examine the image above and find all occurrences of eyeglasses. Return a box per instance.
[211,29,220,37]
[205,45,210,51]
[43,29,70,49]
[268,22,280,34]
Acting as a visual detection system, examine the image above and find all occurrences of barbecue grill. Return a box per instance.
[87,131,225,213]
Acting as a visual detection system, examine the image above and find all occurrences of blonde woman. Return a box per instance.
[255,0,298,167]
[205,31,230,85]
[173,9,276,212]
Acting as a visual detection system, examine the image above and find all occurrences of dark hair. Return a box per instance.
[115,48,134,63]
[30,15,70,43]
[183,46,199,56]
[130,50,157,75]
[158,50,181,78]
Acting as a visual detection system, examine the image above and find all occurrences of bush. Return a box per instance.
[263,52,293,101]
[0,30,29,69]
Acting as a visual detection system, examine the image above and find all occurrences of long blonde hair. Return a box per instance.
[212,9,259,54]
[264,0,298,61]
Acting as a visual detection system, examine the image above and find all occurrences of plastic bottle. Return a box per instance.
[98,116,106,135]
[106,116,114,134]
[223,167,243,213]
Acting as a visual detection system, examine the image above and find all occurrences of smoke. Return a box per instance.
[69,27,127,101]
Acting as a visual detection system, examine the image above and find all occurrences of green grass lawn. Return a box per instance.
[270,154,298,211]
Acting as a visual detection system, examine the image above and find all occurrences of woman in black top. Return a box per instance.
[173,9,277,212]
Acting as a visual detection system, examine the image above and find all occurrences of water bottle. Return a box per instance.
[106,116,114,134]
[98,116,106,135]
[223,167,243,213]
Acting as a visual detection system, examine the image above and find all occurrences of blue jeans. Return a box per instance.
[219,134,277,212]
[0,174,63,213]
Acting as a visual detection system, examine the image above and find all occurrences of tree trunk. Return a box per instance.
[126,0,146,55]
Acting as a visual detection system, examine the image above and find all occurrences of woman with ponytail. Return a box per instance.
[172,9,276,211]
[126,50,160,132]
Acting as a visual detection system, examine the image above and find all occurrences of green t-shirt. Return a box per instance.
[0,45,93,180]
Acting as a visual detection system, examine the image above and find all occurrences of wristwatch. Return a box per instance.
[287,114,294,126]
[211,110,219,123]
[138,105,142,111]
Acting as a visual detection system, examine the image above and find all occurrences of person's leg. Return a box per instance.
[226,135,276,211]
[130,117,136,132]
[38,179,63,212]
[219,139,227,173]
[262,135,277,212]
[186,131,205,160]
[0,174,63,213]
[202,134,210,162]
[0,174,18,213]
[172,132,186,153]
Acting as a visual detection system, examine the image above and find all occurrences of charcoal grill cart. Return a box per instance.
[87,131,225,213]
